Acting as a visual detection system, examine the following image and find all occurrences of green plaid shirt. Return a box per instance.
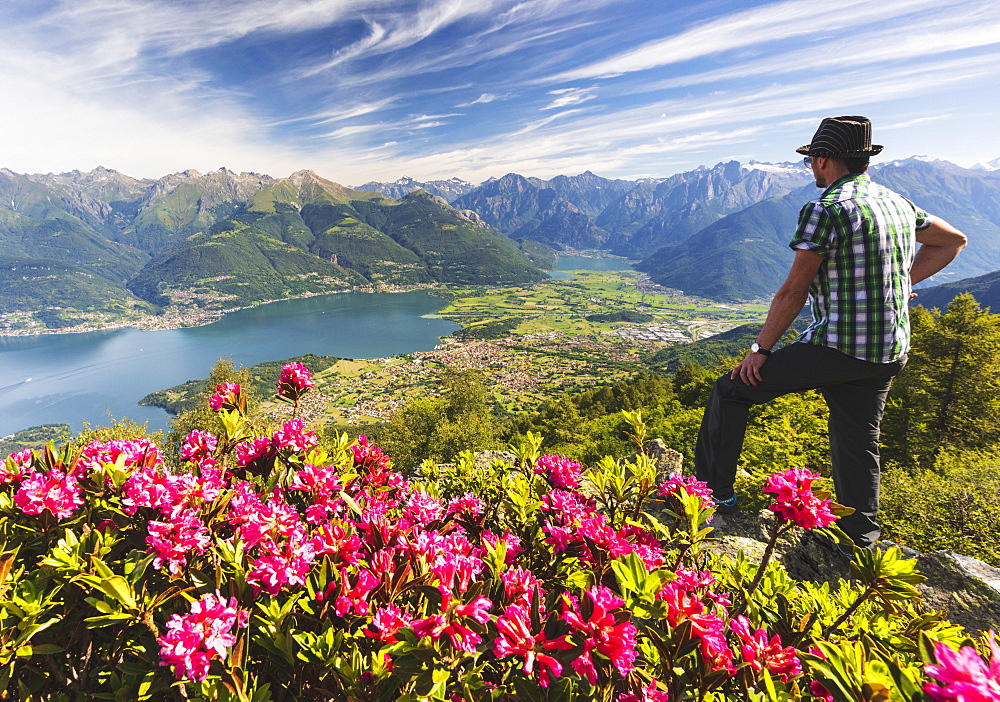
[789,173,930,363]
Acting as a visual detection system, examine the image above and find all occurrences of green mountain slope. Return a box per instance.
[0,170,149,282]
[635,190,806,301]
[0,168,546,329]
[374,190,548,285]
[120,169,277,254]
[0,257,154,329]
[910,269,1000,312]
[126,222,367,308]
[299,203,430,284]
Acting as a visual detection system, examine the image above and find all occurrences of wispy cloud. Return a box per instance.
[633,11,1000,94]
[543,0,942,83]
[542,88,596,110]
[456,93,506,107]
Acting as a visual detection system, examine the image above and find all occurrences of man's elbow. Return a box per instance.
[773,284,809,308]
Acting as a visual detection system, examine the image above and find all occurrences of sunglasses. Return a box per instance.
[802,156,813,167]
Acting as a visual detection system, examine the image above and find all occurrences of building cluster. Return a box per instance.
[614,325,691,343]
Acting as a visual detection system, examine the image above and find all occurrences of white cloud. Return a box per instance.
[542,88,596,110]
[634,12,1000,94]
[456,93,505,107]
[543,0,943,83]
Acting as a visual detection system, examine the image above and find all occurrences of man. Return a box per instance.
[694,115,967,548]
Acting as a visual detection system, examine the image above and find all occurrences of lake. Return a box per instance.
[554,254,632,271]
[0,292,459,436]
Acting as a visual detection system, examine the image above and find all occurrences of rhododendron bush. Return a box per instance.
[0,369,995,701]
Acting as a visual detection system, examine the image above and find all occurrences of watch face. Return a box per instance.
[751,343,761,353]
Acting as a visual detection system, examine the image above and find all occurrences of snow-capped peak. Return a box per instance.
[972,157,1000,172]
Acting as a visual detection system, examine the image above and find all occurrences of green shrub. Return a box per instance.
[881,449,1000,566]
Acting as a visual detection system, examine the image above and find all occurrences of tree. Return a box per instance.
[378,370,500,470]
[883,294,1000,467]
[165,358,265,461]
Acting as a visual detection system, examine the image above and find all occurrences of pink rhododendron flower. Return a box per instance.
[923,632,1000,701]
[277,362,314,402]
[246,534,316,596]
[164,472,225,517]
[658,581,706,626]
[271,419,318,454]
[494,603,572,688]
[481,531,524,565]
[147,512,211,575]
[157,592,248,681]
[542,488,597,522]
[410,529,484,594]
[76,438,163,479]
[235,435,275,469]
[729,616,802,681]
[121,465,177,515]
[447,492,485,518]
[658,473,714,509]
[430,548,485,594]
[365,604,412,643]
[454,595,492,624]
[3,448,33,483]
[763,468,838,530]
[403,490,446,524]
[290,462,342,497]
[208,382,243,411]
[502,566,545,606]
[411,595,493,653]
[180,431,218,464]
[352,436,406,490]
[290,463,344,523]
[809,681,835,702]
[14,469,83,520]
[534,454,583,490]
[619,523,667,570]
[329,568,380,617]
[617,682,671,702]
[690,613,736,674]
[562,586,638,683]
[310,521,362,565]
[234,490,303,551]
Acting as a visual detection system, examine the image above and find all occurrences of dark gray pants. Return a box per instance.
[694,343,906,547]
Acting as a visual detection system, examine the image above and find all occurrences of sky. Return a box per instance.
[1,0,998,185]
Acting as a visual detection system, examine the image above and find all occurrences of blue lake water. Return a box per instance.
[0,292,458,436]
[553,254,632,272]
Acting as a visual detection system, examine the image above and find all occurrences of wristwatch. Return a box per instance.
[750,342,771,356]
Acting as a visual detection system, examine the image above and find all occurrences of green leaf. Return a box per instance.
[83,613,135,628]
[98,575,138,610]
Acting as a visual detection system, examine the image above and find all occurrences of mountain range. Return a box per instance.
[3,155,999,331]
[360,158,1000,301]
[0,168,545,330]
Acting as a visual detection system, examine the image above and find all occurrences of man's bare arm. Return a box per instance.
[732,248,823,386]
[911,217,967,285]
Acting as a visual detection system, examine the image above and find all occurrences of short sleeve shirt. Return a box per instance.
[789,173,931,363]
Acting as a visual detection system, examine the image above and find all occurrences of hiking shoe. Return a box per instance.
[712,494,739,515]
